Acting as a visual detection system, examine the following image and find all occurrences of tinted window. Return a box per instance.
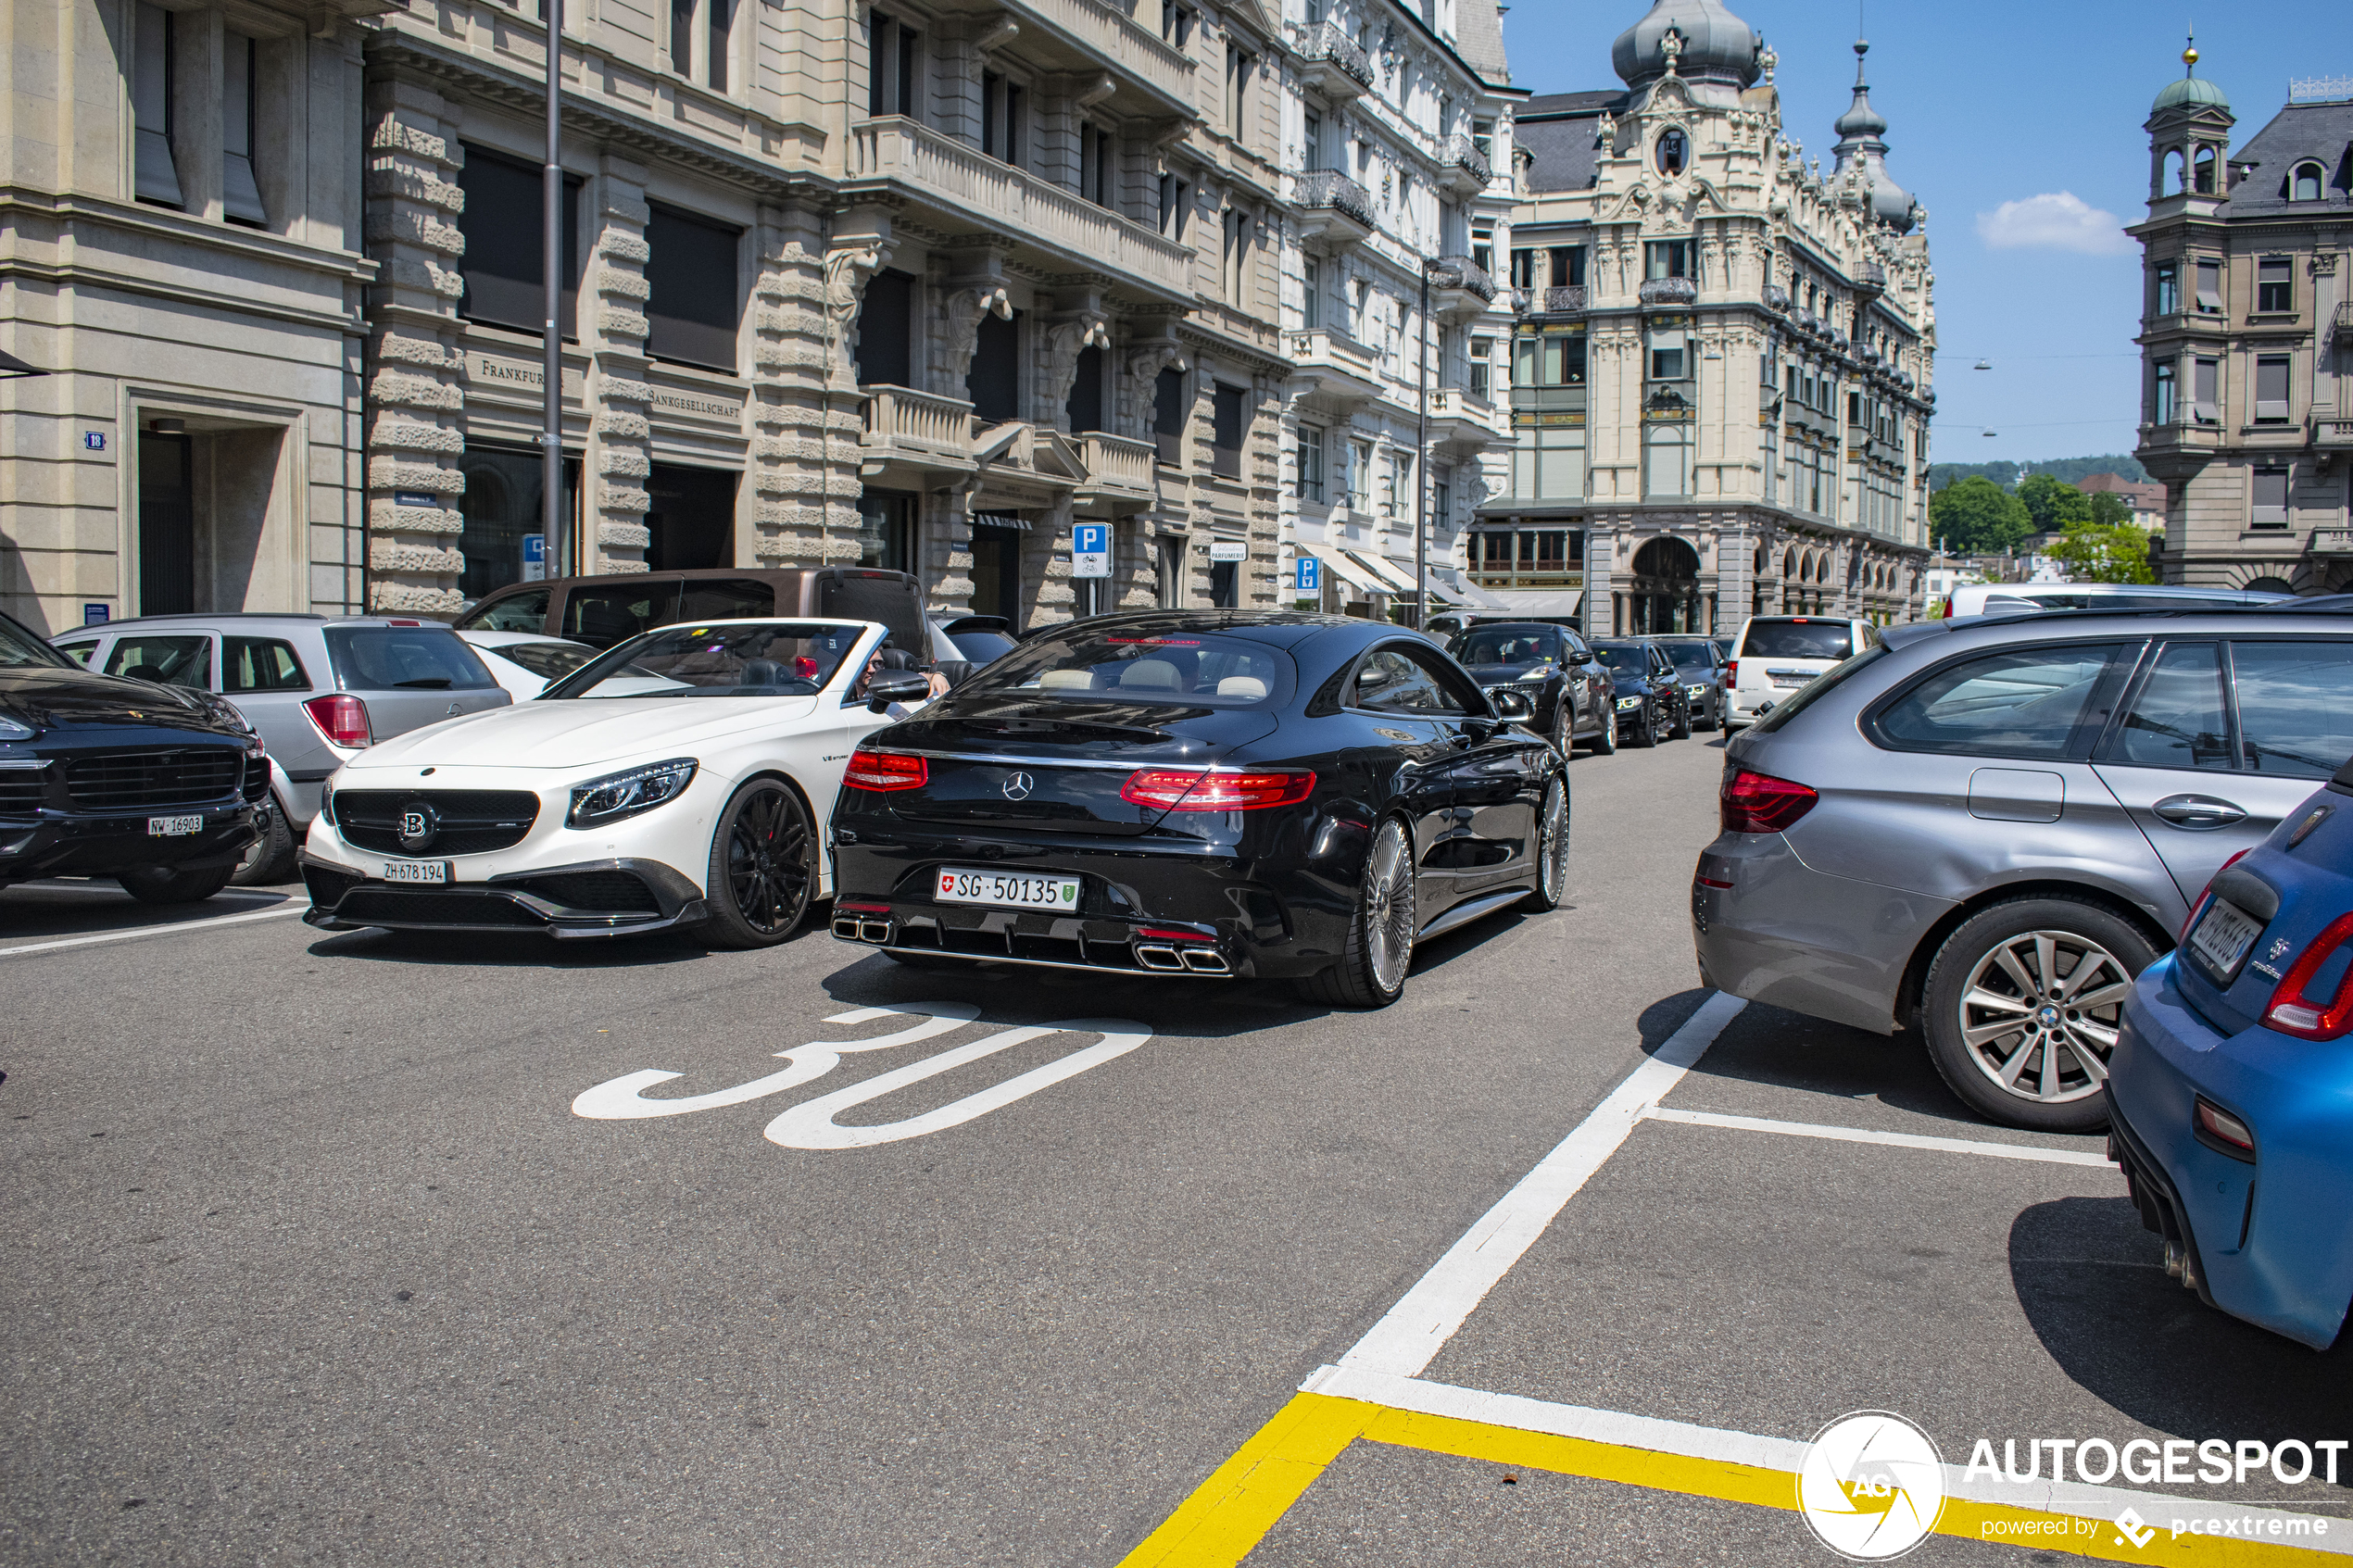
[492,641,597,681]
[1657,641,1716,671]
[1751,645,1890,734]
[1352,646,1467,715]
[2233,640,2353,778]
[1870,644,2134,759]
[324,628,498,692]
[815,571,924,657]
[963,627,1292,708]
[462,588,549,633]
[1453,628,1561,666]
[676,579,774,622]
[549,621,866,699]
[1741,621,1854,660]
[563,584,683,647]
[223,636,311,694]
[854,268,914,387]
[105,633,209,687]
[948,629,1017,664]
[2110,643,2230,770]
[1590,644,1647,672]
[457,145,580,336]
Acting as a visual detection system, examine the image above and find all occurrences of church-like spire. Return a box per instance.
[1831,39,1916,232]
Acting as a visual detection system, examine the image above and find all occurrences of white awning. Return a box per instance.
[1491,589,1586,617]
[1349,551,1421,595]
[1420,575,1471,605]
[1300,541,1384,596]
[1457,581,1513,609]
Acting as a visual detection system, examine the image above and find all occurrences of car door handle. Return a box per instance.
[2153,794,2246,830]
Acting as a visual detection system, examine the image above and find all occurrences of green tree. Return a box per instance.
[2018,473,2095,533]
[2052,522,2158,584]
[1929,476,2032,554]
[2086,490,2133,527]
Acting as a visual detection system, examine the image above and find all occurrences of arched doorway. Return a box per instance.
[1629,535,1703,633]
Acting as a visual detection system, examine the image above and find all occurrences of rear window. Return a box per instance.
[1451,628,1561,666]
[960,628,1294,708]
[815,571,923,657]
[564,583,682,646]
[1866,642,2138,759]
[1740,621,1855,660]
[324,627,499,692]
[224,636,311,693]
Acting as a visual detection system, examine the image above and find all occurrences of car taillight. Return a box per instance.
[303,693,372,748]
[1941,596,1955,620]
[2179,848,2252,945]
[2261,911,2353,1039]
[1120,768,1317,811]
[1723,659,1737,687]
[1719,769,1818,834]
[843,749,926,791]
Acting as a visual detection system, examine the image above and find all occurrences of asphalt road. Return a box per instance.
[5,732,2347,1566]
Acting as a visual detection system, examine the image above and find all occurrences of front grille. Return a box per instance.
[335,889,546,927]
[335,790,540,856]
[242,760,271,802]
[62,747,244,809]
[0,771,46,816]
[512,871,660,913]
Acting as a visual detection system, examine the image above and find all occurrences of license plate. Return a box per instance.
[382,859,450,884]
[2190,897,2263,980]
[147,815,202,836]
[936,868,1081,911]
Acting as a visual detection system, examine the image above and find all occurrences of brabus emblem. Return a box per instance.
[396,800,441,852]
[1002,771,1035,801]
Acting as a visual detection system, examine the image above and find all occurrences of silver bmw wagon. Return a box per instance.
[1692,608,2353,1132]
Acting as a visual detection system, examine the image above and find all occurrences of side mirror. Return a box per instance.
[865,671,933,712]
[1489,687,1535,721]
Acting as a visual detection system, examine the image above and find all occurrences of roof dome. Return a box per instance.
[1611,0,1762,91]
[2153,40,2229,112]
[1830,41,1917,232]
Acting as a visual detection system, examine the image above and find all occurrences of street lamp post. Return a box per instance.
[542,0,566,579]
[1415,257,1463,633]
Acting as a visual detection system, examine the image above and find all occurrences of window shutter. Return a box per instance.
[2192,358,2220,423]
[2250,469,2290,525]
[132,3,182,206]
[2254,356,2292,422]
[2195,261,2221,313]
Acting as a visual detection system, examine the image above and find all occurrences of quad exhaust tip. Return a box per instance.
[1135,942,1230,974]
[832,916,893,944]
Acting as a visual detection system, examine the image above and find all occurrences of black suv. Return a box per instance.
[0,608,265,903]
[1588,639,1692,748]
[1445,621,1619,756]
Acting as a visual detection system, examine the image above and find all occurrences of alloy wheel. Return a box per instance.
[1537,777,1568,903]
[726,787,811,934]
[1954,929,2132,1104]
[1364,821,1416,994]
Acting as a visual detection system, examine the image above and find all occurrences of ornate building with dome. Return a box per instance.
[2131,44,2353,596]
[1473,0,1936,633]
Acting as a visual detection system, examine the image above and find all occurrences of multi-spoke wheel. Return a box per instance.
[1300,816,1416,1008]
[1523,773,1569,912]
[1920,897,2158,1132]
[698,778,814,948]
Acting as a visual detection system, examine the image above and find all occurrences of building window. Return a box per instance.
[1511,424,1585,501]
[1644,240,1691,281]
[671,0,735,90]
[2251,467,2290,527]
[1655,128,1686,175]
[1157,535,1186,608]
[1080,123,1115,207]
[2153,261,2179,317]
[2293,162,2324,202]
[1225,44,1252,140]
[1430,464,1451,533]
[1066,345,1104,433]
[856,490,916,571]
[2257,257,2293,313]
[222,32,265,226]
[2195,258,2221,313]
[1348,438,1372,509]
[1211,383,1247,480]
[1152,366,1187,466]
[1302,257,1321,331]
[1472,119,1493,163]
[1648,336,1686,383]
[868,13,922,118]
[1468,336,1491,400]
[1509,249,1535,290]
[132,2,181,206]
[853,268,914,386]
[1222,208,1253,305]
[1385,451,1412,520]
[1160,1,1191,47]
[1158,175,1190,241]
[2192,357,2219,423]
[646,205,741,371]
[1470,226,1493,277]
[1296,425,1326,502]
[2254,355,2292,422]
[981,72,1025,167]
[1514,330,1586,388]
[967,308,1020,420]
[458,145,582,339]
[1548,246,1587,288]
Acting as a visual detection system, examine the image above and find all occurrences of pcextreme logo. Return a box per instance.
[1796,1411,1947,1560]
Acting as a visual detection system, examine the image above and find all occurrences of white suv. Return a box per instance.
[1723,616,1879,732]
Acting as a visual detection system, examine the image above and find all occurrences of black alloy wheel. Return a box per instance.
[1626,698,1657,748]
[1668,694,1693,741]
[700,778,814,948]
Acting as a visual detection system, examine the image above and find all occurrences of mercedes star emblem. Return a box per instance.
[1001,771,1035,801]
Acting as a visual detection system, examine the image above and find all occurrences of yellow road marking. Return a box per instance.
[1118,1392,2346,1567]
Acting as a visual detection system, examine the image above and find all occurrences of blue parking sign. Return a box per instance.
[1071,522,1110,579]
[1295,556,1319,595]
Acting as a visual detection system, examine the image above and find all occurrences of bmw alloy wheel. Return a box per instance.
[1953,929,2131,1104]
[1365,819,1416,995]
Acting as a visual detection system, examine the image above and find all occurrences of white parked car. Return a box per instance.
[1938,582,2288,619]
[1722,615,1880,732]
[299,617,933,947]
[456,629,601,699]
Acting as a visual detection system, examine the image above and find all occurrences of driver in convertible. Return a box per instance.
[852,647,950,719]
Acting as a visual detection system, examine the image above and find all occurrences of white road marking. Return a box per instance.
[0,902,310,959]
[572,1002,979,1120]
[1335,990,1748,1379]
[1303,1365,2353,1549]
[764,1017,1151,1150]
[1643,1106,2112,1168]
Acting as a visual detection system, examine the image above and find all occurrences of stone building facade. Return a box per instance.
[2131,53,2353,596]
[1477,0,1934,634]
[1,0,381,633]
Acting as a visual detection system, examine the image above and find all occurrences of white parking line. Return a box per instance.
[1335,990,1749,1380]
[1643,1106,2112,1168]
[0,902,310,959]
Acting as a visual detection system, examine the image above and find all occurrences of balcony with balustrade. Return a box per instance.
[1432,255,1497,320]
[860,383,976,480]
[1285,328,1381,405]
[1074,431,1158,514]
[2309,525,2353,557]
[1426,387,1500,452]
[2314,415,2353,452]
[1294,169,1375,250]
[1639,276,1697,307]
[1439,133,1492,197]
[847,117,1194,305]
[992,0,1200,113]
[1293,20,1373,100]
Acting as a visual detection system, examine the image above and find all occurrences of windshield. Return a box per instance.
[545,621,868,699]
[1452,628,1562,666]
[1741,621,1854,660]
[957,627,1293,707]
[493,641,598,681]
[0,613,71,669]
[1591,644,1649,673]
[948,629,1019,664]
[1657,641,1717,671]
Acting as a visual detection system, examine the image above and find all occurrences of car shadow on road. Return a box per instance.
[304,924,720,969]
[2008,1195,2353,1449]
[0,880,305,944]
[1669,998,2018,1130]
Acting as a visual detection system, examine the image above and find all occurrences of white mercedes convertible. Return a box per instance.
[299,618,934,946]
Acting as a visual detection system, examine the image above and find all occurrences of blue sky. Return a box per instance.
[1495,1,2353,467]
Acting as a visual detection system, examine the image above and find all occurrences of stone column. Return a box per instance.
[751,202,857,566]
[359,74,466,616]
[586,154,652,572]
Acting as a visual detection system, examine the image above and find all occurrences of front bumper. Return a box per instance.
[2108,958,2353,1349]
[0,803,256,883]
[300,851,707,938]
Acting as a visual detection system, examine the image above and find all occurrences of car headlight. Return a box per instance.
[0,714,32,741]
[1516,668,1551,683]
[1616,696,1642,711]
[567,758,698,828]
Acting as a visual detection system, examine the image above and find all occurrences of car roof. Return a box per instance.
[55,613,433,634]
[1023,608,1370,649]
[1884,606,2353,654]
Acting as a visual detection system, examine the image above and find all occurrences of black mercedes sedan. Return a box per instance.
[829,611,1568,1007]
[1445,621,1617,757]
[1588,639,1692,748]
[0,608,266,902]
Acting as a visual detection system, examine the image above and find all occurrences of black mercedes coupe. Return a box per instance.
[828,611,1569,1007]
